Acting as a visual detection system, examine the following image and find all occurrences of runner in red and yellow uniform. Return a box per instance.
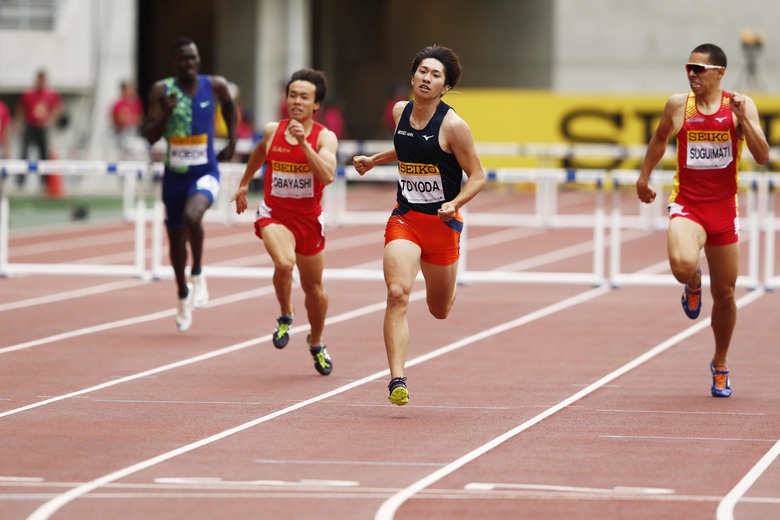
[636,43,769,397]
[232,69,338,376]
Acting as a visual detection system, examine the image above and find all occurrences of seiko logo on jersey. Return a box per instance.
[398,162,440,175]
[271,160,311,174]
[398,161,442,194]
[687,131,730,142]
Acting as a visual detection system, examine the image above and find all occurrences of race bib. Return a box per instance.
[169,134,208,167]
[398,161,445,204]
[270,160,314,199]
[685,130,732,170]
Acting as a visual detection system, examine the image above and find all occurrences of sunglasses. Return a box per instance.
[685,63,725,74]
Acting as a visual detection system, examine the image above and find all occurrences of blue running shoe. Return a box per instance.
[388,377,409,406]
[272,313,293,349]
[308,334,332,376]
[711,363,731,397]
[681,268,702,320]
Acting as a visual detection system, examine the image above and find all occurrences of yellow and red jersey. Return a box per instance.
[262,119,326,215]
[671,91,744,204]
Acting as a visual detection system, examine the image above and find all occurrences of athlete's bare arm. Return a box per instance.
[637,94,685,204]
[231,122,278,214]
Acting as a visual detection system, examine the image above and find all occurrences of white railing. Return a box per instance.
[1,159,776,289]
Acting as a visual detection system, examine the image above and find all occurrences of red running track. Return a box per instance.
[0,183,779,520]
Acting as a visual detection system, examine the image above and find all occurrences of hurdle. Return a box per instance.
[608,169,764,289]
[762,173,780,290]
[1,157,775,289]
[0,160,150,279]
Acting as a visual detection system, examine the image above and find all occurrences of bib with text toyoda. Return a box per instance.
[270,160,314,198]
[685,130,733,170]
[398,162,445,204]
[169,134,208,168]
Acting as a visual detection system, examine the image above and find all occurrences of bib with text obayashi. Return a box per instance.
[269,160,314,199]
[169,134,209,168]
[397,161,445,204]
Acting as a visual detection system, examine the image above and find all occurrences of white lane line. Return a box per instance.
[9,231,136,257]
[495,229,648,272]
[253,459,444,467]
[598,409,764,416]
[717,438,780,520]
[373,287,767,520]
[464,483,675,495]
[0,290,396,419]
[0,285,277,356]
[601,435,777,443]
[153,477,360,487]
[0,279,143,312]
[24,286,609,520]
[93,400,269,405]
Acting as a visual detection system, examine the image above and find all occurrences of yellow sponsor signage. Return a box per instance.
[447,90,780,170]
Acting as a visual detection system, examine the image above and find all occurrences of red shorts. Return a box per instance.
[254,200,325,255]
[384,206,463,266]
[668,197,739,246]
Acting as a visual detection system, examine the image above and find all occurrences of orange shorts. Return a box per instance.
[254,200,325,256]
[668,198,739,246]
[384,206,463,266]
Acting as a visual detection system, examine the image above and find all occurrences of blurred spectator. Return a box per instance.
[16,70,62,159]
[15,69,62,187]
[0,99,11,159]
[111,80,144,158]
[382,82,409,137]
[315,93,347,139]
[277,80,289,119]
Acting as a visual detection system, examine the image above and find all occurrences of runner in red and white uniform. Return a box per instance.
[636,43,769,398]
[232,69,338,376]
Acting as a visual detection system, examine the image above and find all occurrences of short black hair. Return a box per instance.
[286,68,328,104]
[411,45,462,89]
[170,36,195,57]
[692,43,727,68]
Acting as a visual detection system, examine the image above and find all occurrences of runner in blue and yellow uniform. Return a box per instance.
[144,37,236,332]
[353,45,486,405]
[637,43,768,397]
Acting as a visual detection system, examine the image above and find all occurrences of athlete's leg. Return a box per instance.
[297,251,327,345]
[383,239,421,379]
[419,259,459,319]
[703,243,739,366]
[183,192,211,274]
[258,223,297,316]
[667,217,707,286]
[167,225,188,298]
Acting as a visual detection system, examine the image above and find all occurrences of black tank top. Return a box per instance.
[393,101,463,215]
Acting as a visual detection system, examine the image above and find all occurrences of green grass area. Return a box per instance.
[7,195,136,230]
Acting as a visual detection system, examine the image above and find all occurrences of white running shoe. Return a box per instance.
[175,283,193,332]
[190,274,209,309]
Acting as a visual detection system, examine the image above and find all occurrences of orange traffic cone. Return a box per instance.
[46,151,64,198]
